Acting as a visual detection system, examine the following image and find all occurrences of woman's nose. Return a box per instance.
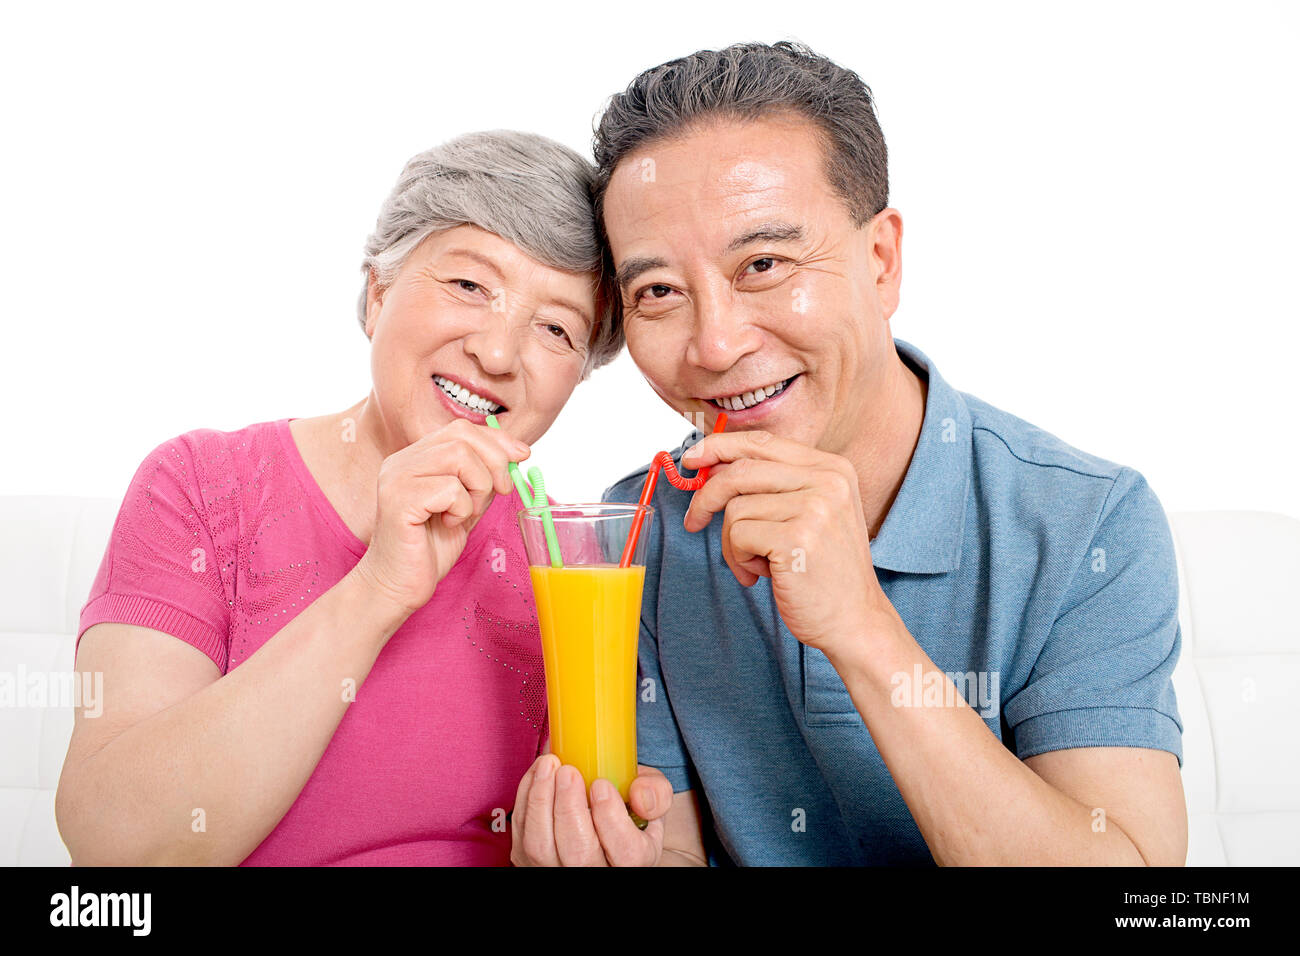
[463,313,522,377]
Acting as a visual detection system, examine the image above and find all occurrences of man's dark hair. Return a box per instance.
[592,40,890,233]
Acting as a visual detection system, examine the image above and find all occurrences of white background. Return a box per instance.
[2,0,1296,518]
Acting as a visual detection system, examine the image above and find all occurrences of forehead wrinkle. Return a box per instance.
[608,142,818,281]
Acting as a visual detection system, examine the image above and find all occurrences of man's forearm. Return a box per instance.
[823,606,1149,866]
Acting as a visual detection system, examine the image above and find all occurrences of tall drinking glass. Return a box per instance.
[518,503,651,820]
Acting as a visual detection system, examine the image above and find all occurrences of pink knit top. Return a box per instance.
[78,418,548,866]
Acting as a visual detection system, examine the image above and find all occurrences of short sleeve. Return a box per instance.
[634,620,697,793]
[78,436,231,672]
[603,474,697,793]
[1003,468,1184,767]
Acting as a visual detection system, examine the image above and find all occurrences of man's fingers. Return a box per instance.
[718,503,760,587]
[681,429,820,469]
[684,459,814,531]
[724,490,814,579]
[552,766,606,866]
[727,517,797,577]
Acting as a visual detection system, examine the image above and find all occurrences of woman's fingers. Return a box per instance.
[518,755,561,867]
[628,765,674,823]
[510,757,541,867]
[362,420,531,613]
[552,766,607,866]
[408,418,530,498]
[590,779,660,866]
[391,473,474,527]
[408,439,497,510]
[513,760,646,866]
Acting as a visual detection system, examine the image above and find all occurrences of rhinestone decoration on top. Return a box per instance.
[462,525,547,735]
[192,427,319,671]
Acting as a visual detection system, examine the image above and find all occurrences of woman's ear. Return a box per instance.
[364,268,384,339]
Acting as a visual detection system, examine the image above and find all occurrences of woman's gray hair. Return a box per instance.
[358,130,621,377]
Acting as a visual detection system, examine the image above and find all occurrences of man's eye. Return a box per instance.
[641,284,674,300]
[745,257,776,274]
[456,279,481,293]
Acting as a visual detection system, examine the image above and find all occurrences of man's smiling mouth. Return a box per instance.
[704,374,800,411]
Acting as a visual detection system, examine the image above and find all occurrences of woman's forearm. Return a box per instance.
[59,566,412,866]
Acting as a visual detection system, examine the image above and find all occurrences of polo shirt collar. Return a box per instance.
[867,338,972,574]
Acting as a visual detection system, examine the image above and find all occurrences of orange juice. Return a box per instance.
[529,563,645,801]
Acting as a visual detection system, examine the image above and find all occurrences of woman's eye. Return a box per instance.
[546,324,572,346]
[456,279,481,294]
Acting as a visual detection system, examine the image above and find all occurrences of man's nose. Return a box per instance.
[685,284,763,372]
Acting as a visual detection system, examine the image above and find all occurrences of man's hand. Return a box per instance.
[681,429,891,656]
[510,756,674,866]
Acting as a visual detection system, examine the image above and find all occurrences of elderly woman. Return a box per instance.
[55,131,621,865]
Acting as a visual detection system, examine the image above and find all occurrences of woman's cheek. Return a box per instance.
[544,360,581,413]
[370,343,407,397]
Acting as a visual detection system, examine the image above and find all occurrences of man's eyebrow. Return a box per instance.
[614,222,804,292]
[615,256,668,293]
[726,221,805,252]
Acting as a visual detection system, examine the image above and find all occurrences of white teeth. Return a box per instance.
[713,378,788,410]
[434,375,501,413]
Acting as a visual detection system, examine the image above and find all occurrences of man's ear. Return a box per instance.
[868,208,903,320]
[364,267,384,339]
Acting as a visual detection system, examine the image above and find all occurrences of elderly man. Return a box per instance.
[512,41,1186,866]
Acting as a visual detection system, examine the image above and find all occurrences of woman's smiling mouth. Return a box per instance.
[433,374,507,416]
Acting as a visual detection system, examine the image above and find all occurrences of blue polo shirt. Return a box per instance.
[602,337,1183,866]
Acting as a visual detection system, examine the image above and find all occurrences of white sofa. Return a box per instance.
[2,496,1297,866]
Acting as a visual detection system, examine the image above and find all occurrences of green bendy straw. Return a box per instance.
[526,467,563,568]
[486,415,563,568]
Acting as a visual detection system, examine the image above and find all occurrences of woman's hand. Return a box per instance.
[354,417,530,615]
[510,757,675,867]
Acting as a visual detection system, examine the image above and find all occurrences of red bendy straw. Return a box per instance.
[619,413,728,567]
